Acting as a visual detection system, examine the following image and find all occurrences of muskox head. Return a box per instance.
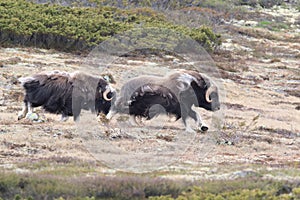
[71,72,115,120]
[95,78,115,115]
[174,70,220,111]
[191,80,220,111]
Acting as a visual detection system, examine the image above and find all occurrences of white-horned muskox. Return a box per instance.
[18,70,115,121]
[106,69,220,132]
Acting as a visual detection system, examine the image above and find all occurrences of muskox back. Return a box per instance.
[129,84,181,120]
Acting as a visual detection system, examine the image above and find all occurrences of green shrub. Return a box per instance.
[258,0,284,8]
[151,187,295,200]
[237,0,259,7]
[236,0,284,8]
[149,178,300,200]
[0,0,221,53]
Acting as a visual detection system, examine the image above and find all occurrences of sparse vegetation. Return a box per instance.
[1,168,300,200]
[0,170,189,199]
[256,20,289,31]
[214,114,260,145]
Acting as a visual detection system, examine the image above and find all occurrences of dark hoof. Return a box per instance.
[200,125,208,132]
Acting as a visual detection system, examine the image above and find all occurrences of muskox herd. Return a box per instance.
[18,69,220,132]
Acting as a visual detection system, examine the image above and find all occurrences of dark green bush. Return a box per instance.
[150,180,299,200]
[258,0,284,8]
[237,0,284,8]
[0,0,221,53]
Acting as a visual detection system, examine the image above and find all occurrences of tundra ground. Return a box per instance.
[0,4,299,198]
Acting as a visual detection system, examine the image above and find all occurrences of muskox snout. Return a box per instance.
[213,105,220,111]
[211,101,221,111]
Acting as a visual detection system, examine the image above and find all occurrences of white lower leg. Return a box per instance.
[196,113,203,126]
[135,116,145,126]
[18,102,28,120]
[168,114,177,122]
[106,110,116,120]
[27,102,33,114]
[129,115,139,126]
[196,113,208,132]
[60,114,69,122]
[185,124,195,133]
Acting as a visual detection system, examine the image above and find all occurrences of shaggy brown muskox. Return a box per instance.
[18,70,114,121]
[107,70,220,132]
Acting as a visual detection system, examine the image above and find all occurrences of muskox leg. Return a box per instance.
[128,115,142,126]
[106,110,117,120]
[60,114,69,122]
[188,110,208,132]
[18,101,28,120]
[134,115,145,126]
[181,106,194,133]
[27,102,34,114]
[167,114,178,122]
[72,99,82,121]
[73,108,81,121]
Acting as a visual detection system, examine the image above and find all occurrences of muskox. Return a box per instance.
[107,69,220,132]
[18,70,114,121]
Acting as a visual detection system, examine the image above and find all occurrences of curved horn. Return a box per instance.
[103,87,112,101]
[205,86,216,103]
